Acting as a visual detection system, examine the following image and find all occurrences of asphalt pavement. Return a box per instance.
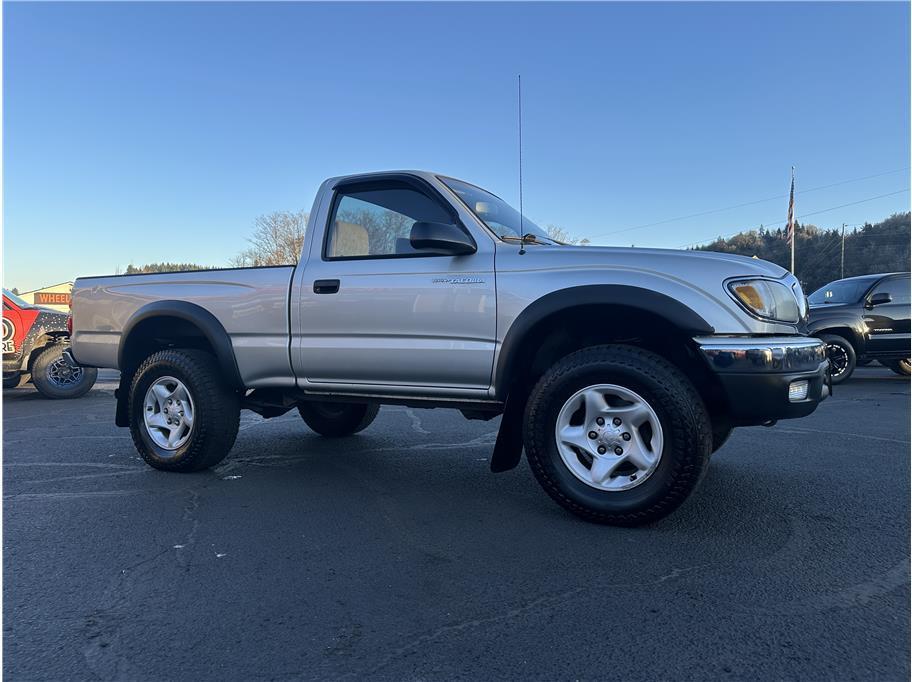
[3,366,910,680]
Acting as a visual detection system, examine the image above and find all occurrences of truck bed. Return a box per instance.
[70,266,295,387]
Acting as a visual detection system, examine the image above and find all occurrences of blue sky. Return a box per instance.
[4,1,910,291]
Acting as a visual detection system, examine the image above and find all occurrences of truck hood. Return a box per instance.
[522,244,788,280]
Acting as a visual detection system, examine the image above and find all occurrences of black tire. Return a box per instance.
[297,401,379,437]
[30,345,98,399]
[3,372,22,390]
[820,333,856,385]
[129,349,240,472]
[883,358,911,377]
[524,345,712,526]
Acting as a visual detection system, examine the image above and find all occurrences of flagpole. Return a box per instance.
[789,167,796,275]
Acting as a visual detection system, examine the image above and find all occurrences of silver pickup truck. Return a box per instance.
[71,171,829,524]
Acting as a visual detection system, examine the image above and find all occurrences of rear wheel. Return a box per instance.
[821,334,856,385]
[298,401,379,437]
[883,358,911,377]
[523,345,711,526]
[3,372,22,389]
[129,349,240,472]
[30,345,97,399]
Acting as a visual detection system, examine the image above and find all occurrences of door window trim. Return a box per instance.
[870,274,911,305]
[321,176,474,262]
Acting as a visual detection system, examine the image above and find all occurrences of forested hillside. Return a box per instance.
[693,213,910,293]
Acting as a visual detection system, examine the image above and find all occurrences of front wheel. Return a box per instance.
[820,334,856,385]
[129,349,240,472]
[883,358,911,377]
[298,401,379,437]
[30,345,97,399]
[523,345,712,526]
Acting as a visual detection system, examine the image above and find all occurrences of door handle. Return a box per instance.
[313,279,340,294]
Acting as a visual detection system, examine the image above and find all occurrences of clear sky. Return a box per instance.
[4,1,910,291]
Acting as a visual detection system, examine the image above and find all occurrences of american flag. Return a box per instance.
[786,169,795,246]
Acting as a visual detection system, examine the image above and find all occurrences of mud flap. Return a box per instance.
[114,373,131,427]
[490,389,526,473]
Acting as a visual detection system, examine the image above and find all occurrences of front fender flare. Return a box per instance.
[493,284,715,399]
[806,316,866,353]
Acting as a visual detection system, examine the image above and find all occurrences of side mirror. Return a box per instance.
[410,221,476,256]
[867,292,892,308]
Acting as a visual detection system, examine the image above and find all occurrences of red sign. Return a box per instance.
[34,292,71,306]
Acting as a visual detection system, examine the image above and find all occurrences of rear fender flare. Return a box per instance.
[117,301,243,389]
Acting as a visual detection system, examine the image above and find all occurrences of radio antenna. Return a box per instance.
[517,74,525,255]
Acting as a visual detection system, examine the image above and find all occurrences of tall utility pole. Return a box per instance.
[841,223,846,279]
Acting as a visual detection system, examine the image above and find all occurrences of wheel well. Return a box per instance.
[120,316,217,376]
[26,332,68,372]
[813,327,858,349]
[500,304,729,419]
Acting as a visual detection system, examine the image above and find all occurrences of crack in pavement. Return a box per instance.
[355,563,711,678]
[402,408,430,435]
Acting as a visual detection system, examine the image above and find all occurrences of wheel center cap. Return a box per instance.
[598,425,622,447]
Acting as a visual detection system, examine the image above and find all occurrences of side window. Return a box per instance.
[325,185,452,259]
[872,276,911,305]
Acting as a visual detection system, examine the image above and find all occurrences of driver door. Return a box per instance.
[293,178,497,394]
[864,274,911,355]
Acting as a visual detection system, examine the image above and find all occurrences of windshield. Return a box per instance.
[3,289,35,309]
[808,278,876,305]
[439,177,553,242]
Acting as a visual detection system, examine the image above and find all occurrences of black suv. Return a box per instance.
[807,272,910,383]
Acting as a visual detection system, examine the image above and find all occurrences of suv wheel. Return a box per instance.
[3,372,22,390]
[524,345,711,526]
[821,334,856,385]
[298,402,379,437]
[884,358,911,377]
[129,349,240,472]
[30,345,98,399]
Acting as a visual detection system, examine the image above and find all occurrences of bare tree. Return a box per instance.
[546,224,590,246]
[232,210,309,267]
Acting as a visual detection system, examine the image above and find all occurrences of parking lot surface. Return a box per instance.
[3,366,910,680]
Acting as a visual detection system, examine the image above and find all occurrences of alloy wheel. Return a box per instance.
[827,343,849,379]
[554,383,664,492]
[46,355,85,388]
[143,376,195,451]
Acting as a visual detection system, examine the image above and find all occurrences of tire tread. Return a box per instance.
[129,349,239,472]
[524,344,711,526]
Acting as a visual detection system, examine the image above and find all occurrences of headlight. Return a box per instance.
[792,281,809,320]
[727,278,801,323]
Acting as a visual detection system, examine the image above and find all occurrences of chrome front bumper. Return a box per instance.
[694,336,828,374]
[694,335,829,423]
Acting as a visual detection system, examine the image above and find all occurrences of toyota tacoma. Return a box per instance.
[70,171,829,524]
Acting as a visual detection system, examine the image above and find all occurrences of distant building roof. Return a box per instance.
[20,281,75,295]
